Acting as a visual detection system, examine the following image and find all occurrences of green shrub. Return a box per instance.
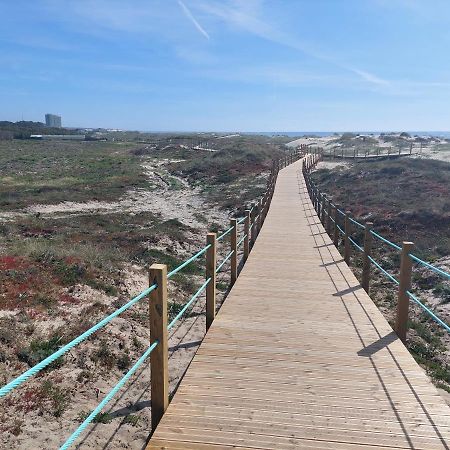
[92,341,116,369]
[117,353,131,371]
[17,335,64,370]
[168,301,184,322]
[40,380,68,417]
[78,411,113,424]
[432,283,450,303]
[123,414,140,426]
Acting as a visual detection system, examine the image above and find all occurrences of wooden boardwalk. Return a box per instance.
[147,159,450,449]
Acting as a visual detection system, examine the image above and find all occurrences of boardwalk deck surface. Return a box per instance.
[148,159,450,449]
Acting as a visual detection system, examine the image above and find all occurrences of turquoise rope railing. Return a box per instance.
[348,236,363,253]
[348,216,365,230]
[305,157,450,337]
[217,225,234,242]
[216,250,234,274]
[368,257,399,286]
[370,230,402,251]
[410,254,450,281]
[0,150,295,447]
[1,242,211,398]
[59,341,159,450]
[61,193,269,446]
[168,278,211,330]
[407,291,450,333]
[237,234,247,248]
[167,245,210,279]
[0,283,157,397]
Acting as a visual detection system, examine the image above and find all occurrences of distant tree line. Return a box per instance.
[0,121,78,140]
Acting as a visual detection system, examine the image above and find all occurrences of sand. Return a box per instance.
[0,156,233,449]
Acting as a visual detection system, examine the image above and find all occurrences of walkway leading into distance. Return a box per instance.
[147,158,450,449]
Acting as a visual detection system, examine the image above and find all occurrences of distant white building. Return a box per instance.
[30,134,85,140]
[45,114,62,128]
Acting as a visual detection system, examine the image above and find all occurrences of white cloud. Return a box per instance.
[178,0,210,39]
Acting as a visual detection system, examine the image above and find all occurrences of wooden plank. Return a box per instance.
[147,158,450,449]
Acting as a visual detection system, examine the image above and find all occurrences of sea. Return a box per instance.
[242,131,450,138]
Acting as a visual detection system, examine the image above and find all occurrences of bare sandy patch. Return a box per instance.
[0,158,228,230]
[315,160,352,171]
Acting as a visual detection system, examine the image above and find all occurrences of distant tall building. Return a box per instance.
[45,114,62,128]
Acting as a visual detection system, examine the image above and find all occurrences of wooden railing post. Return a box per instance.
[206,233,217,331]
[257,199,263,232]
[244,210,251,260]
[333,204,339,246]
[395,242,414,343]
[317,191,321,217]
[344,211,352,264]
[319,192,323,222]
[315,190,319,215]
[315,187,319,214]
[362,222,373,293]
[326,197,332,236]
[265,191,270,217]
[230,218,238,285]
[251,204,257,244]
[321,194,327,225]
[149,264,168,430]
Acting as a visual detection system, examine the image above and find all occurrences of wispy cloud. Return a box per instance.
[178,0,210,40]
[348,68,390,87]
[197,1,389,87]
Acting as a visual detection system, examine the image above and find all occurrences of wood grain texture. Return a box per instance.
[147,158,450,449]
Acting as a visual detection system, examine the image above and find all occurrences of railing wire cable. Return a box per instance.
[0,284,157,397]
[237,234,247,248]
[216,226,234,242]
[216,250,234,274]
[410,254,450,281]
[368,255,399,286]
[348,216,365,230]
[59,341,159,449]
[370,230,402,252]
[348,236,364,252]
[167,245,210,279]
[167,278,211,330]
[407,291,450,334]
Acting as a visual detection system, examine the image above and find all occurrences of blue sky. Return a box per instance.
[2,0,450,131]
